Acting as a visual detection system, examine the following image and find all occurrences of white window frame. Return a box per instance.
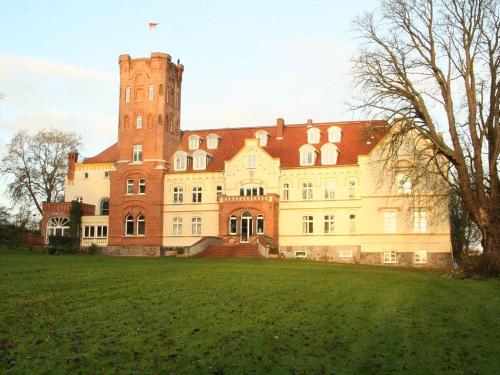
[174,152,187,171]
[172,217,182,236]
[248,155,256,169]
[125,86,131,103]
[321,143,339,165]
[302,182,313,200]
[256,131,268,147]
[148,84,154,101]
[324,181,335,199]
[127,179,134,195]
[193,151,207,171]
[282,183,290,201]
[125,215,134,236]
[307,128,321,144]
[328,126,341,143]
[132,144,142,162]
[137,215,145,235]
[300,145,316,166]
[324,214,335,234]
[383,210,397,233]
[192,186,202,203]
[256,215,265,235]
[240,184,264,196]
[191,217,202,236]
[229,215,237,235]
[383,250,397,264]
[302,215,314,234]
[339,250,352,258]
[395,171,412,194]
[348,179,356,199]
[173,186,183,203]
[413,210,427,233]
[136,115,143,129]
[207,135,219,149]
[188,135,200,150]
[138,179,146,194]
[414,250,428,264]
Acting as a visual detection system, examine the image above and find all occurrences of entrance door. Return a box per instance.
[240,212,252,243]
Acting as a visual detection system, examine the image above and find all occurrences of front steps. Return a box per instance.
[195,244,263,258]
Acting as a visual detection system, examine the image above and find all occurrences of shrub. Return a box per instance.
[87,243,100,255]
[460,252,500,278]
[47,236,76,255]
[176,247,185,255]
[269,247,279,255]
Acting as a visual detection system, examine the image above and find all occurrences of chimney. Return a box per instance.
[276,118,284,140]
[67,151,78,181]
[307,119,313,128]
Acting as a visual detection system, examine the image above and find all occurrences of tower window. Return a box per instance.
[133,144,142,162]
[138,179,146,194]
[348,179,356,198]
[148,84,154,101]
[99,198,109,215]
[136,115,143,129]
[125,86,131,103]
[216,185,223,196]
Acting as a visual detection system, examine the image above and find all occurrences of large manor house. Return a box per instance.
[41,52,452,267]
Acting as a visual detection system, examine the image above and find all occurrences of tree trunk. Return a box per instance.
[482,217,500,254]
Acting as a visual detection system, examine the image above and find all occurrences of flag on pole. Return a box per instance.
[149,22,159,30]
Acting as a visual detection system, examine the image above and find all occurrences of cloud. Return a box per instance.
[0,54,118,158]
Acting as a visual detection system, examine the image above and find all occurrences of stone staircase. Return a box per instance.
[195,244,263,258]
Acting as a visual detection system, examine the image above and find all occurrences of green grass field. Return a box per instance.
[1,249,499,374]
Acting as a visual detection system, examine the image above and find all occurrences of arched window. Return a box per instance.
[321,143,339,165]
[229,215,237,235]
[307,128,321,144]
[99,198,109,215]
[188,135,201,150]
[125,215,134,236]
[255,130,269,147]
[256,215,265,234]
[174,151,187,171]
[46,217,70,243]
[193,150,207,170]
[239,184,264,196]
[328,126,342,143]
[299,144,317,166]
[137,215,145,235]
[136,115,143,129]
[207,134,219,149]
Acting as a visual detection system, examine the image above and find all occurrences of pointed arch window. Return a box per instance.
[125,215,134,236]
[99,198,109,215]
[137,215,145,235]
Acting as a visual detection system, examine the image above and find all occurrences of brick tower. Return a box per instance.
[107,52,184,253]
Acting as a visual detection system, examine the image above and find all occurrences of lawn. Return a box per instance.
[1,249,499,374]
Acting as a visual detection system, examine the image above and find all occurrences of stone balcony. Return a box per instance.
[218,194,279,204]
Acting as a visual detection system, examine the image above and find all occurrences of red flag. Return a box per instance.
[149,22,158,30]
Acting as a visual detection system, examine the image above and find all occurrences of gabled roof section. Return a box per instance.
[83,143,118,163]
[172,120,389,172]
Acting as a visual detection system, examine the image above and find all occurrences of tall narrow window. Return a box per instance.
[349,214,356,233]
[413,210,427,233]
[248,155,256,169]
[303,215,314,234]
[193,151,207,170]
[99,198,109,215]
[324,182,335,199]
[192,186,202,203]
[302,182,313,200]
[158,114,163,124]
[256,215,265,234]
[383,211,397,233]
[148,84,154,101]
[192,217,202,235]
[127,179,134,194]
[300,145,316,166]
[159,84,164,95]
[229,215,237,235]
[125,86,131,102]
[324,215,335,234]
[173,186,183,203]
[138,179,146,194]
[282,183,290,201]
[174,152,187,171]
[216,185,223,197]
[132,144,142,162]
[125,215,134,236]
[137,215,145,235]
[172,217,182,235]
[136,115,143,129]
[348,180,356,198]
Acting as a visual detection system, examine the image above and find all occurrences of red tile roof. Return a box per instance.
[174,120,389,172]
[82,143,118,163]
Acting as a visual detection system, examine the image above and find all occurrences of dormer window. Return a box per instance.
[193,150,208,170]
[321,143,339,165]
[255,130,269,147]
[328,126,342,143]
[299,144,317,166]
[188,135,201,150]
[207,134,219,149]
[174,151,187,171]
[307,128,321,144]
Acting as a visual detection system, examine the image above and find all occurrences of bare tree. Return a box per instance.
[1,129,81,215]
[351,0,499,255]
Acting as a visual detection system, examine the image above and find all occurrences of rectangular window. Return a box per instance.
[349,214,356,233]
[383,211,397,233]
[384,250,397,264]
[173,186,183,203]
[102,226,108,237]
[96,226,103,237]
[301,151,315,166]
[256,215,264,234]
[396,172,412,194]
[282,183,289,201]
[302,215,314,234]
[229,216,237,235]
[132,144,142,162]
[172,217,182,236]
[324,182,335,199]
[339,250,353,258]
[136,115,142,129]
[148,84,154,101]
[125,86,131,102]
[175,156,186,171]
[127,179,134,194]
[414,250,428,264]
[216,185,223,197]
[192,217,202,236]
[348,180,356,198]
[302,182,313,200]
[324,214,335,234]
[84,226,90,237]
[89,226,95,237]
[295,251,307,258]
[104,171,109,178]
[413,210,427,233]
[192,186,202,203]
[138,179,146,194]
[248,155,256,169]
[84,172,89,179]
